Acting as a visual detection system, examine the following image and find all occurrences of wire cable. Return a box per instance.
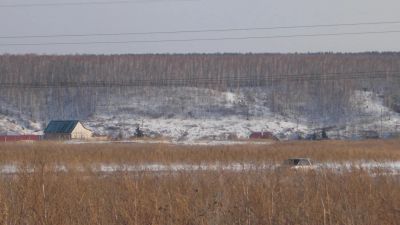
[2,29,400,46]
[0,0,196,8]
[2,20,400,39]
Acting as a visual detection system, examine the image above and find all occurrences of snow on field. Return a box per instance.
[321,161,400,174]
[96,161,400,174]
[66,139,274,146]
[0,161,399,175]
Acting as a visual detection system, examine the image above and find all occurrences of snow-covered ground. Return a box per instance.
[87,116,307,142]
[80,87,310,141]
[344,90,400,138]
[0,99,42,135]
[65,139,274,146]
[0,88,399,142]
[84,89,400,142]
[1,161,399,176]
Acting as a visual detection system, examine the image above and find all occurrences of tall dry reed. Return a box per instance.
[0,139,399,165]
[0,167,398,225]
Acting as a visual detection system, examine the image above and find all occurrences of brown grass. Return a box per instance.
[0,140,399,225]
[0,139,399,165]
[0,168,399,225]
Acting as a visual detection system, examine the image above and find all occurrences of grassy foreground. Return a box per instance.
[0,140,398,225]
[0,139,399,164]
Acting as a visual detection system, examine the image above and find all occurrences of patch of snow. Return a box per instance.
[0,161,399,176]
[0,165,18,174]
[224,92,242,105]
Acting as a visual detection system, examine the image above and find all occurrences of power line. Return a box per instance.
[0,0,196,8]
[0,70,398,88]
[2,29,400,46]
[2,20,400,39]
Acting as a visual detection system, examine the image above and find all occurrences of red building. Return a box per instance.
[249,132,279,141]
[0,135,41,142]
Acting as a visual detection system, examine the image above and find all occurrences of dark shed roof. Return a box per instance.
[44,120,79,134]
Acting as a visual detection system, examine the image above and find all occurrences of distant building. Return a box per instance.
[44,120,93,140]
[249,132,278,140]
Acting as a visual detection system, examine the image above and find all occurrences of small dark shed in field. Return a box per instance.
[249,132,278,140]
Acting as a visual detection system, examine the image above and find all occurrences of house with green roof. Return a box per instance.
[44,120,93,140]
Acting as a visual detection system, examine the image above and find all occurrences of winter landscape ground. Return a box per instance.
[1,53,400,142]
[1,87,399,143]
[2,0,400,222]
[0,140,399,225]
[0,53,400,225]
[84,88,400,142]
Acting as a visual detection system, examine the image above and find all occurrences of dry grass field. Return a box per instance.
[0,139,399,164]
[0,140,399,225]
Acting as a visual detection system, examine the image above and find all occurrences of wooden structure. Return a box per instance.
[44,120,93,140]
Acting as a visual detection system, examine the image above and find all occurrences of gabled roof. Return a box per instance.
[44,120,79,134]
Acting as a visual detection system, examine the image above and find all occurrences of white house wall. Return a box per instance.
[71,122,93,140]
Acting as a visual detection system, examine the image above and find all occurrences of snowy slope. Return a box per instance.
[84,89,400,142]
[339,91,400,138]
[83,87,309,141]
[0,88,399,142]
[0,100,42,135]
[86,115,308,142]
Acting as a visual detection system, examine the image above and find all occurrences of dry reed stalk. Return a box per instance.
[0,165,398,225]
[0,140,398,224]
[0,139,399,165]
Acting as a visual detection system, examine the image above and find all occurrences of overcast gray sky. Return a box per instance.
[1,0,400,54]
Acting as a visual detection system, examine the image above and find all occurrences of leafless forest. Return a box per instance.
[0,53,399,126]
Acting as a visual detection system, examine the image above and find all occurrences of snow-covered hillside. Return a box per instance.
[0,99,42,135]
[84,88,400,142]
[338,90,400,139]
[0,88,399,142]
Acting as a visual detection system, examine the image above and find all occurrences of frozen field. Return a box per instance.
[1,161,399,176]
